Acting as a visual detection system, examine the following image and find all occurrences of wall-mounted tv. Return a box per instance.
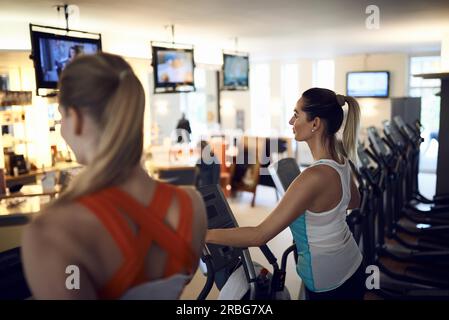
[152,46,195,93]
[30,29,102,90]
[222,53,249,90]
[346,71,390,98]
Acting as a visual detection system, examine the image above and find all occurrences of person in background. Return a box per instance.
[56,45,83,76]
[207,88,365,300]
[22,53,207,299]
[175,113,192,143]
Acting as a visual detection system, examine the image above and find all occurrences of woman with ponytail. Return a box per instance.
[21,53,207,299]
[207,88,365,300]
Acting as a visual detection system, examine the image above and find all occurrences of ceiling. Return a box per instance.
[1,0,449,60]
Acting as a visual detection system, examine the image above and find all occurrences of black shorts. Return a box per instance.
[305,263,366,300]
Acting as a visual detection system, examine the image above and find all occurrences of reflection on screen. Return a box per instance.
[156,50,194,84]
[224,55,249,87]
[347,72,389,97]
[38,38,100,82]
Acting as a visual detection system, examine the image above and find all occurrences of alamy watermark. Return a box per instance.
[365,5,380,30]
[64,263,381,292]
[65,265,80,290]
[365,265,380,290]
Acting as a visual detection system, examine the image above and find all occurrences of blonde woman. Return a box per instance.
[207,88,365,300]
[22,53,207,299]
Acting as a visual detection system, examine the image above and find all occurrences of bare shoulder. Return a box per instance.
[21,202,98,299]
[286,165,341,206]
[24,204,71,243]
[290,165,333,190]
[178,186,207,227]
[28,201,98,231]
[178,186,207,250]
[23,202,100,256]
[304,164,340,185]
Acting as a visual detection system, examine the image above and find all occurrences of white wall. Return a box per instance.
[267,59,314,135]
[335,53,409,139]
[245,53,410,138]
[220,90,251,131]
[260,54,410,163]
[269,61,282,134]
[124,57,152,149]
[149,87,184,144]
[441,33,449,72]
[298,59,314,94]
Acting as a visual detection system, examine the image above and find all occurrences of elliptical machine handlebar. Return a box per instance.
[198,248,216,300]
[259,243,297,299]
[259,244,279,270]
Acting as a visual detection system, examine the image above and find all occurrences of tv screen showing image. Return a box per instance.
[152,46,195,91]
[223,54,249,90]
[31,30,102,89]
[346,71,390,98]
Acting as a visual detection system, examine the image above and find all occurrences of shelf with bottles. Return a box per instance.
[0,101,71,186]
[0,90,32,108]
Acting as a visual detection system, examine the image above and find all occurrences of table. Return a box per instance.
[0,184,59,227]
[5,161,82,188]
[0,184,60,200]
[145,159,197,176]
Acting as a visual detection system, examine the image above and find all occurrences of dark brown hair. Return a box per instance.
[302,87,360,162]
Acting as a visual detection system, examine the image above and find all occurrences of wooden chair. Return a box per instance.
[229,136,261,207]
[210,136,232,197]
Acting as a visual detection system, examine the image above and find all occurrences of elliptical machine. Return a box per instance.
[393,116,449,207]
[357,138,449,298]
[197,184,295,300]
[0,215,31,300]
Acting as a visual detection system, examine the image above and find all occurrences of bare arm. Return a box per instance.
[21,212,97,299]
[180,186,208,255]
[206,168,322,248]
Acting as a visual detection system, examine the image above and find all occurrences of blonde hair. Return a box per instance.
[341,95,360,164]
[54,52,145,204]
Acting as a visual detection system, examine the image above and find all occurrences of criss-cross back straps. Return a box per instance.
[101,185,197,277]
[77,182,197,299]
[78,195,142,299]
[163,188,194,277]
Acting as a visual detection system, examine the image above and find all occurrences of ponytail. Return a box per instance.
[301,88,360,164]
[53,53,145,205]
[341,96,360,164]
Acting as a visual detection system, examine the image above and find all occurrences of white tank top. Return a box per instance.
[289,158,363,292]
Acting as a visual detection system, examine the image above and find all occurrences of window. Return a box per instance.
[250,64,270,135]
[409,55,441,173]
[313,59,335,90]
[281,63,299,135]
[186,67,208,143]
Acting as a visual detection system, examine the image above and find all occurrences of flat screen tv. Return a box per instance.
[152,46,195,93]
[30,30,102,90]
[223,53,249,90]
[346,71,390,98]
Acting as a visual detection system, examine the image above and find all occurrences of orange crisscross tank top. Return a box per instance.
[77,181,197,299]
